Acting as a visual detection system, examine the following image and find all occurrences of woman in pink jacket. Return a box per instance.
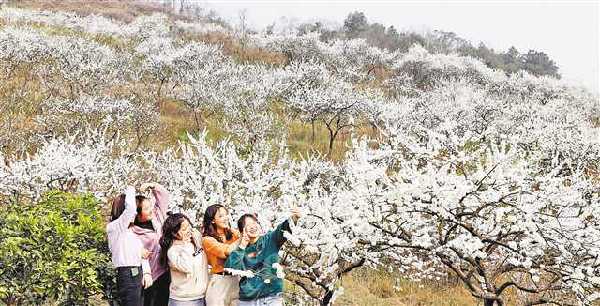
[131,182,172,306]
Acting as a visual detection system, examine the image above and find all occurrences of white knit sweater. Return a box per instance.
[167,240,209,301]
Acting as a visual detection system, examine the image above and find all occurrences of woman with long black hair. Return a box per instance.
[159,213,209,306]
[201,205,240,306]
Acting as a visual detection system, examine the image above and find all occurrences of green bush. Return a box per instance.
[0,191,115,305]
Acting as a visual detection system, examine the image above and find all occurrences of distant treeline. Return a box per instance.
[288,11,560,78]
[148,3,561,78]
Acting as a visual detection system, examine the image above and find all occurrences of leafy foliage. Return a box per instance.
[0,191,114,305]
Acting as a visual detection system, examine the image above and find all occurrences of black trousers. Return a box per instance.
[116,266,144,306]
[143,271,171,306]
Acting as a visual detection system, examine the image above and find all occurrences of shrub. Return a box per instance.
[0,191,114,306]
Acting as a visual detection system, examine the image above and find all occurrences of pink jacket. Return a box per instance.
[131,184,170,281]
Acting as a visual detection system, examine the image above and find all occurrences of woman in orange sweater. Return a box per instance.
[202,204,240,306]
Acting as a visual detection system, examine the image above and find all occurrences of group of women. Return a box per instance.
[107,183,301,306]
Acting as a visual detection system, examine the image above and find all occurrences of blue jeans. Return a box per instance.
[238,294,283,306]
[116,266,143,306]
[168,298,206,306]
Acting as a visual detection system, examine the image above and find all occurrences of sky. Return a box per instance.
[190,0,599,93]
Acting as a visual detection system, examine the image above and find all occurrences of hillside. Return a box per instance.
[0,1,599,306]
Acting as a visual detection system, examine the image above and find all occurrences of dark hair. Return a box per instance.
[237,213,259,233]
[159,213,196,267]
[202,204,233,242]
[135,195,149,222]
[110,194,127,221]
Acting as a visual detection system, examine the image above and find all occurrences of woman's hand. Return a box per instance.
[191,228,202,246]
[177,228,192,242]
[141,248,150,260]
[239,228,250,250]
[143,273,153,289]
[140,182,158,192]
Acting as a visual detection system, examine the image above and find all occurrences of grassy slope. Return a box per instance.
[333,269,476,306]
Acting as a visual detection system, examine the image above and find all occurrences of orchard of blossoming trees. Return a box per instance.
[0,5,599,306]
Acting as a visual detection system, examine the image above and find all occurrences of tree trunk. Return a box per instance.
[193,110,203,132]
[3,296,18,306]
[327,128,335,156]
[484,298,496,306]
[311,120,315,144]
[320,289,334,306]
[156,78,165,109]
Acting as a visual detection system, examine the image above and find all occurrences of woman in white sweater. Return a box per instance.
[159,213,209,306]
